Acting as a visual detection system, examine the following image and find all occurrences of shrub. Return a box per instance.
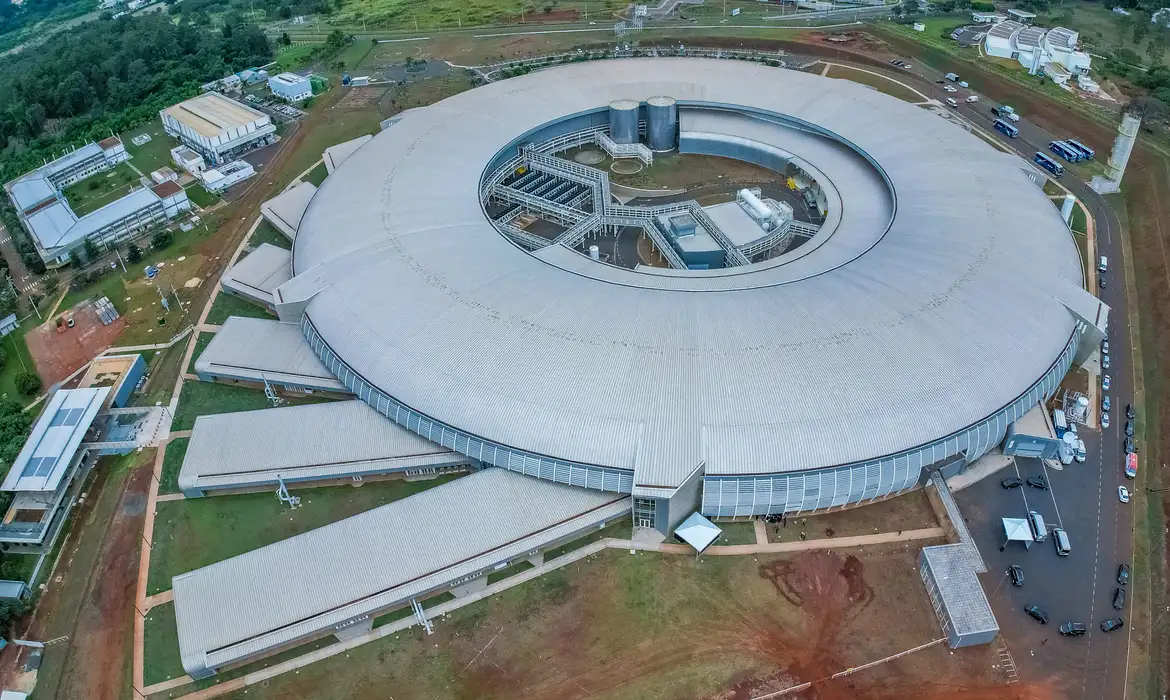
[151,230,173,250]
[14,372,41,396]
[126,243,142,264]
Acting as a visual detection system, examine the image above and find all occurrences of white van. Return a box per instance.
[1099,256,1108,273]
[1028,511,1047,542]
[946,97,958,108]
[965,95,979,103]
[1053,528,1071,556]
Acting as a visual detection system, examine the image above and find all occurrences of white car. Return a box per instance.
[1103,340,1110,354]
[1103,354,1111,370]
[959,80,970,88]
[1006,112,1021,122]
[965,95,979,103]
[944,85,958,93]
[1103,374,1112,390]
[1102,412,1110,429]
[1118,485,1130,503]
[946,98,958,108]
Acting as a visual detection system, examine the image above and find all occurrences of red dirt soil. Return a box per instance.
[26,301,127,387]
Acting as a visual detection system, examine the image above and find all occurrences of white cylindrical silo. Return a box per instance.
[589,245,600,260]
[608,99,640,145]
[1060,194,1077,225]
[646,96,678,152]
[740,188,773,222]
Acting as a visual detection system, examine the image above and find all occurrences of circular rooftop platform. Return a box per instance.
[293,58,1084,497]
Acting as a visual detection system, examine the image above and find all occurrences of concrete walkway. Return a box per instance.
[754,519,768,545]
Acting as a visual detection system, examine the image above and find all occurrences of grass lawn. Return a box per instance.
[330,0,625,29]
[1070,200,1089,234]
[280,96,385,189]
[147,474,463,595]
[187,332,215,374]
[0,552,39,582]
[337,39,374,72]
[304,162,329,187]
[825,64,924,103]
[217,545,978,700]
[714,521,758,545]
[122,121,180,176]
[275,43,320,72]
[143,601,185,687]
[158,437,189,495]
[0,321,40,406]
[171,380,330,431]
[204,291,275,326]
[61,163,143,216]
[184,184,220,209]
[248,220,292,250]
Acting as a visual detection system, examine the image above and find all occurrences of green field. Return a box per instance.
[204,291,275,325]
[248,220,292,250]
[184,184,220,209]
[1035,1,1170,68]
[171,380,330,431]
[825,64,924,103]
[159,437,189,495]
[61,163,143,217]
[276,43,321,72]
[143,601,185,686]
[0,321,40,406]
[304,162,329,187]
[0,552,39,582]
[147,474,463,595]
[122,122,181,176]
[187,332,215,374]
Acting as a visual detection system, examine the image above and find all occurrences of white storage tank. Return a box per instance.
[589,245,600,260]
[608,99,640,145]
[646,96,678,152]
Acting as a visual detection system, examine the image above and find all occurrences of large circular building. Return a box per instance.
[280,58,1101,533]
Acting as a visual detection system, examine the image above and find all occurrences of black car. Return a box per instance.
[1026,476,1049,490]
[1100,276,1107,289]
[1125,436,1136,454]
[1113,587,1127,610]
[1118,563,1130,586]
[1025,604,1049,624]
[1127,403,1136,420]
[1001,477,1023,489]
[1009,565,1024,587]
[1125,420,1135,437]
[1059,622,1087,636]
[1101,617,1124,632]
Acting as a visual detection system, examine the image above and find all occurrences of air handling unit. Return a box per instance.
[608,99,640,144]
[646,96,678,151]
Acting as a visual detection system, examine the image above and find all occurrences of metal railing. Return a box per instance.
[596,132,653,165]
[490,185,590,226]
[553,214,603,247]
[497,220,555,250]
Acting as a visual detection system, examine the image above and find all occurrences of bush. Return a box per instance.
[151,230,173,250]
[126,243,142,264]
[970,0,994,10]
[0,346,7,372]
[14,372,41,396]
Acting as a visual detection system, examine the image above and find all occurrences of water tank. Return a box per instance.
[589,245,600,260]
[646,96,678,152]
[608,99,640,145]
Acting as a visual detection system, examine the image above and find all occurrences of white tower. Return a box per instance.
[1092,113,1141,194]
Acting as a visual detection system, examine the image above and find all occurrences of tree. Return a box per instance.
[151,230,172,250]
[0,346,7,373]
[279,32,291,46]
[0,275,15,318]
[82,237,101,263]
[14,372,41,396]
[277,4,291,18]
[126,243,142,264]
[1127,95,1167,121]
[41,273,58,296]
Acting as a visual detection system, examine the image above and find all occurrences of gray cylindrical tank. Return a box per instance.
[646,96,678,152]
[608,99,640,145]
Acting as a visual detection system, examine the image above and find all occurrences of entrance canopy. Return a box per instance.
[1002,517,1034,549]
[674,512,722,553]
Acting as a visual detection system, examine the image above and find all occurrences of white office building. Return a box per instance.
[268,73,313,102]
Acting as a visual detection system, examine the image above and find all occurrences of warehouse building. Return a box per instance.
[194,316,349,395]
[0,388,110,551]
[161,93,276,167]
[178,400,469,497]
[259,182,316,241]
[173,468,630,679]
[268,72,313,102]
[220,243,290,309]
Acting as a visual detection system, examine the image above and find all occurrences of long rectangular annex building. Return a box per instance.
[173,468,631,679]
[178,400,469,496]
[194,316,349,395]
[220,243,291,309]
[160,93,276,167]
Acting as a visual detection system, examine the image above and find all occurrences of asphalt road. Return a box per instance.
[878,53,1138,698]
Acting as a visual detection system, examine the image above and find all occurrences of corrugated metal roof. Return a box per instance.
[323,134,372,174]
[163,93,268,139]
[173,468,630,675]
[987,19,1023,40]
[1,388,110,492]
[25,202,77,249]
[179,400,466,492]
[291,58,1084,492]
[260,182,317,240]
[221,243,291,305]
[9,176,56,212]
[194,316,348,392]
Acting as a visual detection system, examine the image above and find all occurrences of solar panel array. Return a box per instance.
[95,297,119,326]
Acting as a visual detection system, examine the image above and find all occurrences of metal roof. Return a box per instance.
[290,58,1085,493]
[179,400,466,492]
[987,19,1023,40]
[921,544,999,636]
[220,243,291,305]
[1,388,110,492]
[260,182,317,240]
[194,316,348,392]
[322,134,372,174]
[1016,26,1047,49]
[8,176,56,212]
[163,93,267,139]
[173,468,630,676]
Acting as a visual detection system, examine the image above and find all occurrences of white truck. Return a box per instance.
[946,72,959,81]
